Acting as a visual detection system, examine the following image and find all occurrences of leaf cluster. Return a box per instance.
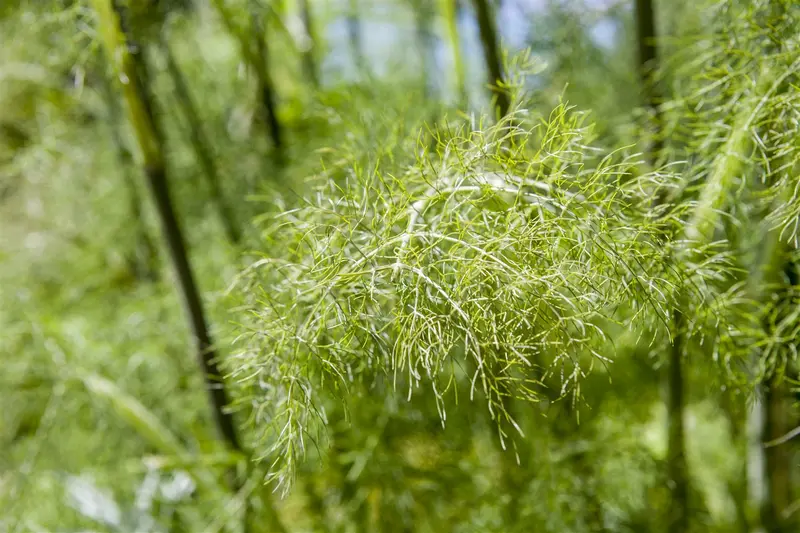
[226,76,738,489]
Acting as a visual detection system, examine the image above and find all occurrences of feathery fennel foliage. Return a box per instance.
[226,78,735,490]
[659,0,800,379]
[5,0,799,529]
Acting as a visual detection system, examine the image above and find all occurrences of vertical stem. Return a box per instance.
[210,0,284,153]
[412,0,436,99]
[762,375,793,533]
[635,5,690,525]
[250,4,285,155]
[146,172,243,451]
[756,8,796,527]
[721,389,750,533]
[471,0,510,119]
[91,0,242,454]
[634,0,663,162]
[100,68,159,281]
[637,3,689,529]
[746,214,791,533]
[666,308,689,533]
[758,252,798,533]
[161,36,242,245]
[749,385,768,531]
[299,0,320,87]
[347,0,367,77]
[440,0,467,105]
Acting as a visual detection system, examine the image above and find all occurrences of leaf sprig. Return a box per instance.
[225,91,727,491]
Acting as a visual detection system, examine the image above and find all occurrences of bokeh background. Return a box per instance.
[2,1,799,532]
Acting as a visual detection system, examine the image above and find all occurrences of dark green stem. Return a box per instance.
[471,0,510,119]
[634,0,663,163]
[161,36,242,245]
[666,308,689,533]
[100,67,159,281]
[347,0,367,77]
[299,0,320,87]
[250,5,284,154]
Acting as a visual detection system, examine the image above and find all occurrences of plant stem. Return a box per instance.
[161,37,242,244]
[686,59,799,243]
[412,0,436,99]
[666,308,689,533]
[762,374,793,533]
[634,0,662,163]
[471,0,509,119]
[91,0,242,454]
[347,0,367,77]
[160,35,242,245]
[634,4,690,530]
[251,4,285,156]
[440,0,467,106]
[100,65,159,281]
[210,0,284,154]
[299,0,320,87]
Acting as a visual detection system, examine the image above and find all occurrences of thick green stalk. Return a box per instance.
[90,0,242,454]
[686,60,798,243]
[753,8,798,529]
[685,51,799,533]
[440,0,466,105]
[471,0,509,119]
[665,61,784,533]
[688,51,798,533]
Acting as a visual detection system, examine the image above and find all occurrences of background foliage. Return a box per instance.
[2,0,799,532]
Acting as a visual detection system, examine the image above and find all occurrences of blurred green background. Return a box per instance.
[1,0,799,532]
